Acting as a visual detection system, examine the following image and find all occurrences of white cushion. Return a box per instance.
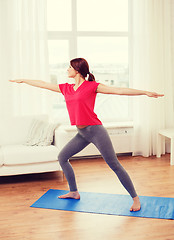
[25,119,59,146]
[0,161,61,176]
[0,115,48,145]
[2,145,59,165]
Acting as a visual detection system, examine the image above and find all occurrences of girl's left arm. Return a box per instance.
[96,83,164,98]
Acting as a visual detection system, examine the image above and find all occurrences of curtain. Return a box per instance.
[0,0,51,117]
[132,0,174,156]
[0,0,14,117]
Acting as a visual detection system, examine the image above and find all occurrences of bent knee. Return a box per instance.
[58,152,68,165]
[107,160,123,172]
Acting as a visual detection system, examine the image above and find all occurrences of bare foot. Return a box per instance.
[58,191,80,200]
[130,196,141,212]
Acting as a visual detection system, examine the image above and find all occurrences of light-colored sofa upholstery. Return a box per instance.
[0,115,62,176]
[0,114,134,176]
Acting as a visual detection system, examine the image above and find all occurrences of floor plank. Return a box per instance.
[0,154,174,240]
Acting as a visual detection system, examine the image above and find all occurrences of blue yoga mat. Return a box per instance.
[30,189,174,220]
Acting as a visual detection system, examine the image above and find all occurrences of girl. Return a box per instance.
[9,58,164,211]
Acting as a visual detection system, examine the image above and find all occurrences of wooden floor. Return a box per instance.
[0,154,174,240]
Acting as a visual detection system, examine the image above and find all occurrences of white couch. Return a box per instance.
[0,114,133,176]
[0,115,62,176]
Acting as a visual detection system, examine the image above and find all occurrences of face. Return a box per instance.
[67,65,78,78]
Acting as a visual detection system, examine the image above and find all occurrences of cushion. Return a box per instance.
[0,115,48,145]
[24,119,59,146]
[2,145,59,165]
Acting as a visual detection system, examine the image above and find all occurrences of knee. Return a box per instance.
[107,159,122,172]
[58,152,67,166]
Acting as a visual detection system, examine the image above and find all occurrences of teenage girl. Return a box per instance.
[9,58,164,211]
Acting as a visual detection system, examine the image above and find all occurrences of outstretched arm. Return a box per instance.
[97,83,164,98]
[9,79,61,93]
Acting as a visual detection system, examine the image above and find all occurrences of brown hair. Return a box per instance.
[70,58,95,81]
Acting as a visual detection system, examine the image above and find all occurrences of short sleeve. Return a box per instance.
[92,81,100,92]
[59,83,68,95]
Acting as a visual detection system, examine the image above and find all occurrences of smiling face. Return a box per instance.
[67,65,78,78]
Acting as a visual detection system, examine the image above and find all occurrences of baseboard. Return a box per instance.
[70,152,133,160]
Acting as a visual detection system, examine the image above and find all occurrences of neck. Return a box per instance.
[74,75,85,86]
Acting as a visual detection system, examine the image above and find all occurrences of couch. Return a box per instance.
[0,114,133,176]
[0,115,62,176]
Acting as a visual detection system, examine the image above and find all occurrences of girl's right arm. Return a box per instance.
[9,79,61,93]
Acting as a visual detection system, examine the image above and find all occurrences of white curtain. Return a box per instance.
[0,0,14,117]
[132,0,174,156]
[0,0,51,117]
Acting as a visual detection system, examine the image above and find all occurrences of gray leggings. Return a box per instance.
[58,125,137,198]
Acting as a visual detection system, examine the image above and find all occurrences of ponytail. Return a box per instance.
[88,72,95,81]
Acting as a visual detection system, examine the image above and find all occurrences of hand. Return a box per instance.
[146,92,164,98]
[9,79,23,83]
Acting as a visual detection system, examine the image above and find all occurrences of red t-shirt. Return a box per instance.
[59,80,102,125]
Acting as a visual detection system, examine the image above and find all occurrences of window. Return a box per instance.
[47,0,72,31]
[77,0,128,31]
[47,0,131,123]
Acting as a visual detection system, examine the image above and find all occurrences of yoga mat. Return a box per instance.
[30,189,174,220]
